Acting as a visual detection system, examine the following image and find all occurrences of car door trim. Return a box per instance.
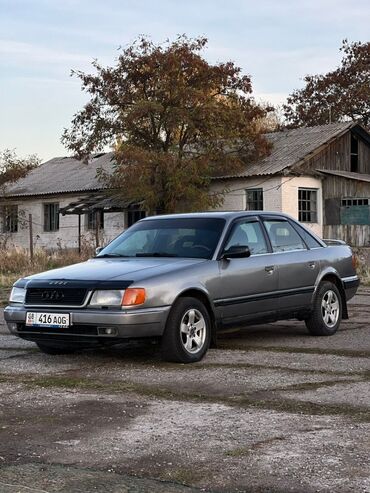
[214,286,315,307]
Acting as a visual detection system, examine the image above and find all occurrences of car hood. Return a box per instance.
[20,257,207,285]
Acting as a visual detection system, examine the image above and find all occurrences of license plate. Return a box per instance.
[26,312,70,328]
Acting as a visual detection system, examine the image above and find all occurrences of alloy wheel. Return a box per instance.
[180,308,207,354]
[321,289,340,328]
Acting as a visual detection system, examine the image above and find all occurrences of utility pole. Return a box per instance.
[28,213,34,260]
[78,214,81,254]
[95,210,100,248]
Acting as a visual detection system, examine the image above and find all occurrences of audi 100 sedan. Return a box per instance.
[5,212,359,363]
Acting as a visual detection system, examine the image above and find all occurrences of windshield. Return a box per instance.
[98,217,225,259]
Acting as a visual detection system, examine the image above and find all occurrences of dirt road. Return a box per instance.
[0,290,369,492]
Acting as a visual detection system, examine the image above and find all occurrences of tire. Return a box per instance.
[36,343,76,355]
[305,281,342,336]
[161,297,211,363]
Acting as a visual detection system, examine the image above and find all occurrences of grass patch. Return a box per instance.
[225,437,286,457]
[0,372,368,422]
[225,447,250,458]
[217,344,370,359]
[197,362,369,377]
[167,468,202,486]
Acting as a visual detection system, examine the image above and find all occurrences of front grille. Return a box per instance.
[25,288,87,306]
[18,324,98,335]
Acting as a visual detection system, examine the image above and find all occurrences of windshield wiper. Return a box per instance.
[135,252,178,257]
[96,253,132,258]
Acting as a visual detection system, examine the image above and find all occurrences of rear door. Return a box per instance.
[262,217,320,313]
[216,217,279,325]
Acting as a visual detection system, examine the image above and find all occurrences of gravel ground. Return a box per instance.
[0,290,369,493]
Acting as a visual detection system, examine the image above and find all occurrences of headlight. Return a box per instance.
[89,290,125,307]
[9,287,26,304]
[89,288,146,307]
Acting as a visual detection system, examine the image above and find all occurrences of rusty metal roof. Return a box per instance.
[59,193,137,215]
[217,122,356,179]
[4,122,366,198]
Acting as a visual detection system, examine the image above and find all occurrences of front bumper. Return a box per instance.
[4,305,171,342]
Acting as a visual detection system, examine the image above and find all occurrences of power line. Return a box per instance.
[220,176,296,197]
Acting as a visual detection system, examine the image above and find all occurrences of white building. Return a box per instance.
[2,122,370,249]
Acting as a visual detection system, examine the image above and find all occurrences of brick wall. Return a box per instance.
[0,195,126,250]
[281,176,323,236]
[210,176,283,211]
[210,175,323,236]
[2,174,324,250]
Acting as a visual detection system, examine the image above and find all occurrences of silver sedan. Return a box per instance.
[5,212,359,363]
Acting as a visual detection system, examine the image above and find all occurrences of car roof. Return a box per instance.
[139,211,326,248]
[141,211,294,221]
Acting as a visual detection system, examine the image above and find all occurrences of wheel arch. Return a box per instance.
[175,288,218,346]
[316,271,348,320]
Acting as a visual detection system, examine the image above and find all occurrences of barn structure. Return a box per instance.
[1,121,370,249]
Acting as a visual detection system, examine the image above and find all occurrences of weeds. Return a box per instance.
[0,246,94,299]
[353,249,370,286]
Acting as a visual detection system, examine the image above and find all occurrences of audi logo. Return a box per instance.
[41,290,64,301]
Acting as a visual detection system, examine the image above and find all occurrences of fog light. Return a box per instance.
[7,322,18,331]
[98,327,117,336]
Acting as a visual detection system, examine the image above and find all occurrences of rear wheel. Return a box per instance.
[305,281,342,336]
[161,297,211,363]
[36,343,76,355]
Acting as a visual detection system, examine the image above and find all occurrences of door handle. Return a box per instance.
[265,265,275,274]
[308,262,316,269]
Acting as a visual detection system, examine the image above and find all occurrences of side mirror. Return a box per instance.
[220,245,251,260]
[95,246,104,256]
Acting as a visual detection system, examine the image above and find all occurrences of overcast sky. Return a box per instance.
[1,0,369,161]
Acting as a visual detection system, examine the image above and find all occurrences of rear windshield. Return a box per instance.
[98,218,226,259]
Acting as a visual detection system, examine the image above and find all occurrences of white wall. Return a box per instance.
[1,175,324,250]
[210,174,323,236]
[0,194,126,250]
[281,176,323,236]
[210,176,283,211]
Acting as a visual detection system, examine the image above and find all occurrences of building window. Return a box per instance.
[86,210,104,230]
[44,203,59,232]
[2,205,18,233]
[298,188,318,223]
[342,198,369,207]
[350,134,359,173]
[341,197,370,225]
[245,188,263,210]
[127,209,146,228]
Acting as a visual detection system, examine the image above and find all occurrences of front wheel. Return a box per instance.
[161,297,211,363]
[305,281,342,336]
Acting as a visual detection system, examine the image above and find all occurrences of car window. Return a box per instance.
[264,220,306,252]
[292,222,323,249]
[118,229,158,255]
[224,220,268,255]
[98,218,225,259]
